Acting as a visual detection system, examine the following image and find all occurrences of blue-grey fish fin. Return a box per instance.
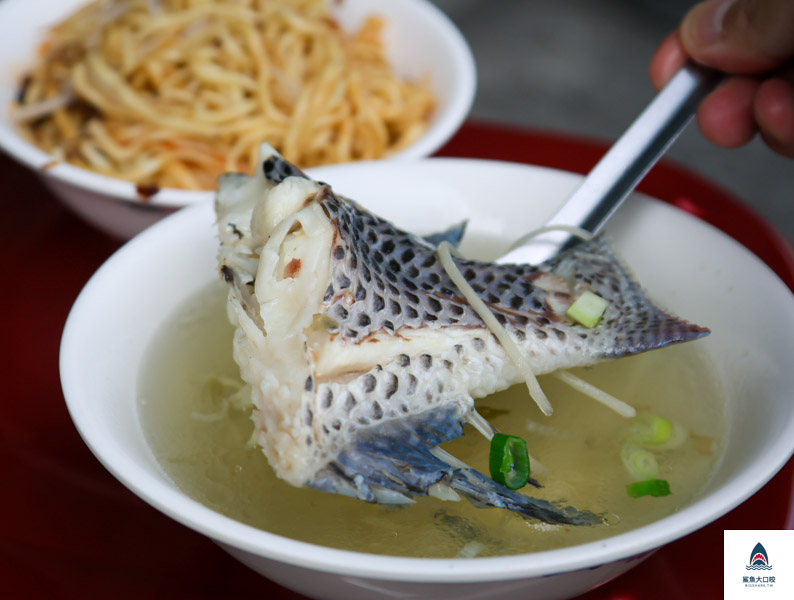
[423,220,468,248]
[309,406,601,526]
[448,468,599,526]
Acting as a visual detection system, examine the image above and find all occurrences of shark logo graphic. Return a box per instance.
[747,542,773,570]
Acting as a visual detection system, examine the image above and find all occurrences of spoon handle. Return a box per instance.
[498,62,722,265]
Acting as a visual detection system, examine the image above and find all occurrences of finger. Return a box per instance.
[649,31,688,90]
[696,76,759,147]
[680,0,794,74]
[755,77,794,157]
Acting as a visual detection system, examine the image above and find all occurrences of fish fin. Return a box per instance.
[309,406,601,526]
[423,220,468,248]
[447,467,600,526]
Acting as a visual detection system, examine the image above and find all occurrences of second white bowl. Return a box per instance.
[0,0,476,239]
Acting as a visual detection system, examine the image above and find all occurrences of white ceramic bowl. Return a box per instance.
[60,159,794,600]
[0,0,475,239]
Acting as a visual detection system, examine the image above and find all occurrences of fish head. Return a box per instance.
[215,144,706,526]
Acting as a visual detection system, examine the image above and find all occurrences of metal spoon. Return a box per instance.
[497,62,722,265]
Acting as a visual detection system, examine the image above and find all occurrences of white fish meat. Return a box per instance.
[215,145,709,525]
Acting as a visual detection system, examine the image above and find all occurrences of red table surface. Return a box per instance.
[1,120,792,600]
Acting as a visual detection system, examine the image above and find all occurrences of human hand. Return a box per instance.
[650,0,794,157]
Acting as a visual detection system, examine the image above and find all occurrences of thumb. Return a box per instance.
[680,0,794,74]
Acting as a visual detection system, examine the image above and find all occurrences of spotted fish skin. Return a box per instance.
[318,185,705,361]
[215,144,708,525]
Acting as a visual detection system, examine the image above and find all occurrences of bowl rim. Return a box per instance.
[60,157,794,582]
[0,0,475,207]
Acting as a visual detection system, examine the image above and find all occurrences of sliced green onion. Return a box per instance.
[626,479,671,498]
[620,444,659,480]
[489,433,530,490]
[626,415,672,445]
[566,291,609,328]
[626,415,688,449]
[651,422,688,450]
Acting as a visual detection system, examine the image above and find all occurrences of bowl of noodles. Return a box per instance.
[0,0,475,239]
[60,158,794,599]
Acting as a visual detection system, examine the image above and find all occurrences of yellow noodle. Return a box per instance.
[13,0,435,191]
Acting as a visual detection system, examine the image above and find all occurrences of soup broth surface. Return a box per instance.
[138,280,723,558]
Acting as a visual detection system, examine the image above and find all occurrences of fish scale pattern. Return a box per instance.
[216,144,711,524]
[308,340,480,467]
[314,185,707,359]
